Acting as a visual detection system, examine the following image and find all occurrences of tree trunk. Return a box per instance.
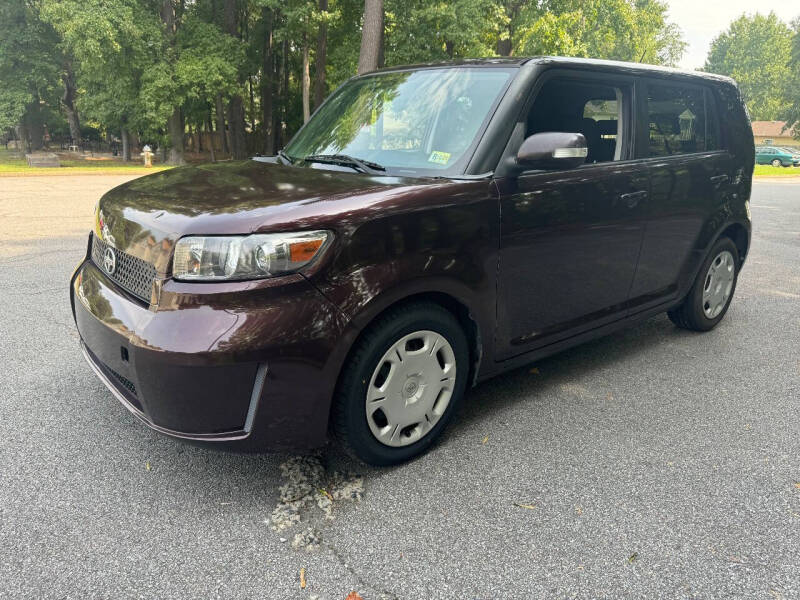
[207,117,216,162]
[227,97,247,159]
[62,62,81,145]
[215,93,229,154]
[496,38,512,56]
[281,38,289,147]
[26,98,44,151]
[496,4,519,57]
[261,7,274,154]
[224,0,247,159]
[161,0,176,33]
[358,0,383,74]
[248,77,256,130]
[161,0,184,164]
[130,130,140,154]
[17,123,29,154]
[121,127,130,161]
[302,34,311,123]
[314,0,328,109]
[167,108,185,165]
[378,5,385,68]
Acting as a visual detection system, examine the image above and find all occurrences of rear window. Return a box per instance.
[646,83,719,157]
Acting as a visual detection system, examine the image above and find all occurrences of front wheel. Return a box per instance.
[331,302,469,466]
[771,158,782,167]
[668,237,740,331]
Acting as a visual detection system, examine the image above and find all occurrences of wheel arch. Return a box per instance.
[348,289,483,385]
[718,221,750,265]
[326,288,487,434]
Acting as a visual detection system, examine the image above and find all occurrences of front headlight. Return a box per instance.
[172,231,331,281]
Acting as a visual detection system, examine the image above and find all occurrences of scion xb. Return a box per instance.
[71,57,753,465]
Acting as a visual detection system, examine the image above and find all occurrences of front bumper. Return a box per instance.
[71,258,353,449]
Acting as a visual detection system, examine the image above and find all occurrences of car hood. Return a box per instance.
[94,159,457,274]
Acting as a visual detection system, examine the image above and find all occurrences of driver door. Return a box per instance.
[494,73,648,360]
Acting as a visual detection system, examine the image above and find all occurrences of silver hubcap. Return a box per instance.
[365,330,456,447]
[702,250,735,319]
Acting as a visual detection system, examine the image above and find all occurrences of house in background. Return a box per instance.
[751,121,798,148]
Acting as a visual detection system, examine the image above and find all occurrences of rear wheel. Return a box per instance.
[332,302,469,466]
[668,237,739,332]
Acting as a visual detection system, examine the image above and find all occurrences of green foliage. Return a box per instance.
[515,0,685,66]
[386,0,498,64]
[781,19,800,138]
[2,0,691,153]
[0,0,62,131]
[704,12,793,121]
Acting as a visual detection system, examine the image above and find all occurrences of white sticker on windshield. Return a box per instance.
[428,151,451,165]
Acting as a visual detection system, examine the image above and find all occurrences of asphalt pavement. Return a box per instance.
[0,176,798,599]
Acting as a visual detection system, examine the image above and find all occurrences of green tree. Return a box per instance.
[704,12,793,121]
[386,0,498,64]
[780,18,800,137]
[513,0,685,66]
[0,0,63,150]
[43,0,161,158]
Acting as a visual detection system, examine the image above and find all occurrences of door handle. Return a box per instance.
[620,190,648,208]
[710,174,729,185]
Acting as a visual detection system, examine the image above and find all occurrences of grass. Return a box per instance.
[0,148,173,176]
[753,164,800,177]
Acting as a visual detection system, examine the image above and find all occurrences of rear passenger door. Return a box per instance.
[627,80,731,312]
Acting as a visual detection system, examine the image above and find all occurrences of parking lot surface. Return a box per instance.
[1,176,798,599]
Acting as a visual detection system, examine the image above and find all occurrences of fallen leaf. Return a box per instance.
[575,505,583,516]
[345,592,363,600]
[481,435,489,444]
[606,392,613,401]
[300,568,306,589]
[513,502,536,510]
[628,552,638,563]
[794,482,800,489]
[529,367,540,375]
[145,461,151,472]
[319,488,333,501]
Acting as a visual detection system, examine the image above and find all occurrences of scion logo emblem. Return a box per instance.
[103,247,117,275]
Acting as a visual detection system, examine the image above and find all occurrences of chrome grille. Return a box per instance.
[90,233,156,303]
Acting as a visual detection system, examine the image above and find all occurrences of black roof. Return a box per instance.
[362,56,737,87]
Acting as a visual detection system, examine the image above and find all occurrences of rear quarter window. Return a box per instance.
[646,82,719,157]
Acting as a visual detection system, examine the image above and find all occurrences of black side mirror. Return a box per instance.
[516,132,588,170]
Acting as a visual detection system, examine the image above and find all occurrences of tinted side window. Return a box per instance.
[705,89,720,151]
[647,84,706,157]
[527,79,629,164]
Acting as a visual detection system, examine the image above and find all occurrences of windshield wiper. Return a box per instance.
[278,149,294,165]
[304,154,385,174]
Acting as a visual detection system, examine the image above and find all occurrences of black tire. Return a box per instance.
[668,237,740,332]
[331,302,470,466]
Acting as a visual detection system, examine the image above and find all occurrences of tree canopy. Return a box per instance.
[704,12,794,121]
[1,0,691,161]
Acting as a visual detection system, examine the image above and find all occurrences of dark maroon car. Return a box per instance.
[71,57,753,465]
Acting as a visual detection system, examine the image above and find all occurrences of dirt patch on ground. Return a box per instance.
[0,175,141,258]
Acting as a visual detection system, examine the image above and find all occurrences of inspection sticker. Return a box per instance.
[428,151,451,165]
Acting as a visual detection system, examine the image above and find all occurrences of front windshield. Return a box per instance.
[284,67,513,176]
